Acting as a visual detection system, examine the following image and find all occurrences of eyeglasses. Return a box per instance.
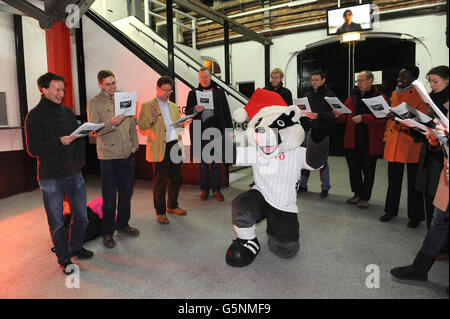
[158,88,173,93]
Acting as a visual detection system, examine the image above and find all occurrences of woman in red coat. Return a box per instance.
[334,70,388,209]
[379,65,429,227]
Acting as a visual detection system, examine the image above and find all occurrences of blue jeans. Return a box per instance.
[420,206,449,259]
[39,173,88,265]
[299,161,331,191]
[100,154,135,235]
[299,130,331,191]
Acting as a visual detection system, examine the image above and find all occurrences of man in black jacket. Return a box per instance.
[25,73,93,275]
[185,67,233,201]
[263,68,293,105]
[298,70,336,198]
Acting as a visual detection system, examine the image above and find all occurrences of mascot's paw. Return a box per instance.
[310,112,334,143]
[225,238,260,267]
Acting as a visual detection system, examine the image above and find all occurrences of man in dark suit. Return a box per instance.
[185,67,233,202]
[337,9,362,34]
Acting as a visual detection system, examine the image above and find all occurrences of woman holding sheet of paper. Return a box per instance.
[415,66,448,230]
[380,65,429,227]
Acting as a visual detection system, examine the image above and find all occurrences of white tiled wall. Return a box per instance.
[0,13,47,152]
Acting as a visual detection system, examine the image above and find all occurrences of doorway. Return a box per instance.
[297,37,416,155]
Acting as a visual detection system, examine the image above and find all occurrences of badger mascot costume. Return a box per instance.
[226,88,331,267]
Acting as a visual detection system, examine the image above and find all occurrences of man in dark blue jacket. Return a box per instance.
[25,72,93,275]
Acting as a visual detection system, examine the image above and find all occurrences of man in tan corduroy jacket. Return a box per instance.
[138,76,186,225]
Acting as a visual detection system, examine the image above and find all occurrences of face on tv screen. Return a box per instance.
[327,4,372,35]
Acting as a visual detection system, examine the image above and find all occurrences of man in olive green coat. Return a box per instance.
[87,70,140,249]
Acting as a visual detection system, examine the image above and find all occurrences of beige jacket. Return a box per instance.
[87,90,139,160]
[137,98,183,162]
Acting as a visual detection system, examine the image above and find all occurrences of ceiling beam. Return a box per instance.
[2,0,52,29]
[173,0,271,45]
[1,0,95,29]
[77,0,96,17]
[0,3,24,15]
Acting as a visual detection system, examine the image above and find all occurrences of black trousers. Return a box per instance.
[384,162,425,222]
[152,141,182,215]
[100,154,135,235]
[345,146,378,201]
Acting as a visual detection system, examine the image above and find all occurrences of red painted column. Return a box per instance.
[45,21,74,110]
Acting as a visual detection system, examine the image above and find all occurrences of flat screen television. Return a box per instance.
[327,3,373,35]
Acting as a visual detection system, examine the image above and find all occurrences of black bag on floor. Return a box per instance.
[51,207,102,253]
[84,206,103,242]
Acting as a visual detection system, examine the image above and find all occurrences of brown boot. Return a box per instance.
[103,234,115,248]
[156,214,169,224]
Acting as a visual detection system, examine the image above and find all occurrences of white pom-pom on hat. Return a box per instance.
[233,108,249,124]
[233,88,288,124]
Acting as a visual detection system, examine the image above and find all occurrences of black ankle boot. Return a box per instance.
[390,250,435,281]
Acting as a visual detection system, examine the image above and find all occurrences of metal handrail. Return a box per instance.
[128,21,248,105]
[144,0,197,49]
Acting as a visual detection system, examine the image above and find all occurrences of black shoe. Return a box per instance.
[59,261,75,275]
[407,220,421,228]
[297,186,308,193]
[71,247,94,259]
[390,251,434,281]
[226,238,260,267]
[391,265,428,281]
[320,189,328,198]
[379,214,394,222]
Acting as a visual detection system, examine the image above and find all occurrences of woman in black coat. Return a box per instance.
[414,66,448,229]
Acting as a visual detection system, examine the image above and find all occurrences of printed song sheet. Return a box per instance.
[114,91,137,116]
[324,96,352,114]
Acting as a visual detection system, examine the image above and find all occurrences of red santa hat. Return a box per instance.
[233,88,288,123]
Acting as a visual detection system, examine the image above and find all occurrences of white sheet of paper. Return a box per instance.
[114,91,137,116]
[195,90,214,110]
[234,146,257,166]
[170,112,198,126]
[412,80,449,127]
[362,95,390,118]
[293,97,312,116]
[70,122,105,137]
[324,96,352,114]
[394,117,433,136]
[389,102,433,123]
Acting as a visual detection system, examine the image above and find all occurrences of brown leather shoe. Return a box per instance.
[118,226,140,236]
[347,195,360,204]
[358,200,369,209]
[103,234,115,248]
[213,191,224,201]
[201,190,209,201]
[167,207,187,215]
[157,214,169,224]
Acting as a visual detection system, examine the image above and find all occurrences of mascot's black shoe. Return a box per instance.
[226,238,260,267]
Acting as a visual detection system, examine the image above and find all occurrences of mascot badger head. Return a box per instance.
[233,88,304,158]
